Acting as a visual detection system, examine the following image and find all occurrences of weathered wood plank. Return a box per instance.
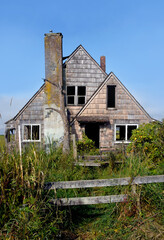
[75,162,101,166]
[132,175,164,185]
[50,194,127,206]
[44,175,164,190]
[44,177,131,190]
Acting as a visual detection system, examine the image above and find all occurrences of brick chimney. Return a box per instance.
[100,56,106,72]
[44,32,63,106]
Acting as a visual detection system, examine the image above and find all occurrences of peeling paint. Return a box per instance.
[44,103,64,144]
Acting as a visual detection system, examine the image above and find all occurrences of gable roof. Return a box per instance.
[64,45,108,76]
[5,84,45,124]
[71,72,153,124]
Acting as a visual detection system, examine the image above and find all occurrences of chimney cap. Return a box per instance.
[44,32,63,37]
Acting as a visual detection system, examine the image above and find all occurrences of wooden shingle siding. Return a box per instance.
[72,73,152,149]
[16,90,45,145]
[66,46,106,116]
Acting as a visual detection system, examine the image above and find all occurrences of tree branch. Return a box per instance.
[43,78,61,90]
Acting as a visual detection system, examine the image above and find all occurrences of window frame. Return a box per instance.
[114,124,138,143]
[107,85,116,109]
[67,86,86,106]
[22,124,41,142]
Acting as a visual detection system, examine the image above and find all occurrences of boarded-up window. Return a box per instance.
[107,85,116,108]
[23,124,40,141]
[67,86,86,105]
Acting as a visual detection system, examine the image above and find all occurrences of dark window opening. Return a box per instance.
[67,86,86,105]
[67,86,75,105]
[32,125,39,140]
[78,86,86,96]
[6,128,16,143]
[107,85,116,108]
[67,96,74,104]
[67,86,75,95]
[116,125,125,141]
[85,123,99,148]
[127,125,137,140]
[23,124,40,141]
[78,96,85,105]
[115,124,138,142]
[24,125,31,140]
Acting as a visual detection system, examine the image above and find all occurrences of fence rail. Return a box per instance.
[49,195,127,206]
[44,175,164,206]
[44,175,164,190]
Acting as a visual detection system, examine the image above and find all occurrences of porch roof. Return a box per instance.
[77,116,109,123]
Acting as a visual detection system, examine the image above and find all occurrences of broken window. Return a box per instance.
[6,128,16,143]
[107,85,116,108]
[115,124,138,142]
[23,124,40,141]
[67,86,86,105]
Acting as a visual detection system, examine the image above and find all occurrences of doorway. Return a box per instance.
[85,123,99,148]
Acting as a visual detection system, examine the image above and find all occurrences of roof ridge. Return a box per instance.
[65,45,107,76]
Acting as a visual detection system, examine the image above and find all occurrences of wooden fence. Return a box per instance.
[44,175,164,206]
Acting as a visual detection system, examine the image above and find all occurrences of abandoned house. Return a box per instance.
[5,32,153,150]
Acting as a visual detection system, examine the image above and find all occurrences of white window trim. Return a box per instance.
[114,124,138,143]
[22,124,41,142]
[67,86,86,106]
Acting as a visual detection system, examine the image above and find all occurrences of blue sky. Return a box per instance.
[0,0,164,134]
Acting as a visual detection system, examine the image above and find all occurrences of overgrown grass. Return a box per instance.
[0,143,163,239]
[0,135,5,149]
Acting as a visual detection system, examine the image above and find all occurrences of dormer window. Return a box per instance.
[67,86,86,105]
[107,85,116,108]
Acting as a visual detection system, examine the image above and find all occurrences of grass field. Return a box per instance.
[0,121,164,239]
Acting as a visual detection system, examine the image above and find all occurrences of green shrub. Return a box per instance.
[77,133,98,154]
[127,121,164,168]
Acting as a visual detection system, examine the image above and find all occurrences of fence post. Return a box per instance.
[72,134,77,160]
[132,184,141,214]
[18,125,23,184]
